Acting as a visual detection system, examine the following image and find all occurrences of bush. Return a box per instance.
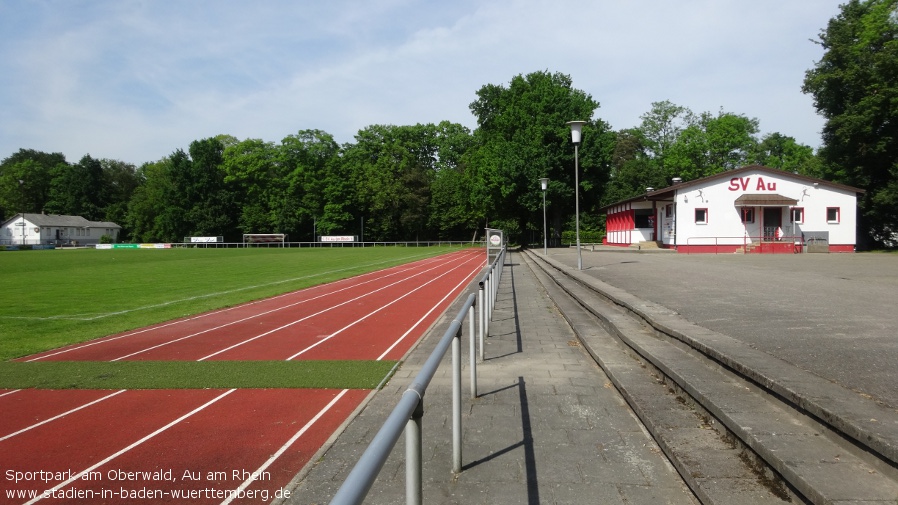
[560,230,604,245]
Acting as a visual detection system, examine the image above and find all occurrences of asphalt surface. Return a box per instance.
[547,247,898,409]
[285,247,898,505]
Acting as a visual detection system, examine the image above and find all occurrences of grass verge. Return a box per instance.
[0,360,398,390]
[0,245,467,361]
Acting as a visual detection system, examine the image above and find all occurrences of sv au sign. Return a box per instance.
[728,177,777,192]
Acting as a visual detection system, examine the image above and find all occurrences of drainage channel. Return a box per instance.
[522,249,898,505]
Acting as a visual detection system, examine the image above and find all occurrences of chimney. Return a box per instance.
[646,187,654,193]
[672,177,683,184]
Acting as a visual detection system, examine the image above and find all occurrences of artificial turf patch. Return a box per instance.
[0,360,398,390]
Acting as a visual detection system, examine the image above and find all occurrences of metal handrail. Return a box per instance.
[329,246,506,505]
[684,235,804,254]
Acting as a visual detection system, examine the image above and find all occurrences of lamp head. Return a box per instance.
[540,177,549,191]
[566,121,587,145]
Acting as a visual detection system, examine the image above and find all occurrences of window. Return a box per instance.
[827,207,840,223]
[665,204,673,218]
[695,208,708,224]
[634,209,653,228]
[791,207,804,224]
[741,208,755,223]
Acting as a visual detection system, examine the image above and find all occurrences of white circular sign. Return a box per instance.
[489,234,501,246]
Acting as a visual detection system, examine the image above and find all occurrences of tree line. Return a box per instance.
[1,1,896,247]
[0,91,816,245]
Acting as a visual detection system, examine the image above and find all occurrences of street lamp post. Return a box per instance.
[566,121,586,270]
[18,179,25,246]
[540,177,549,255]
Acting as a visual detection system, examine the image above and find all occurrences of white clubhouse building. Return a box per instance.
[602,165,864,253]
[1,213,121,247]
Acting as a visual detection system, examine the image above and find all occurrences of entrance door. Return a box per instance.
[763,207,782,241]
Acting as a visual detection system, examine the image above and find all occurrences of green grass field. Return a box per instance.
[0,245,469,388]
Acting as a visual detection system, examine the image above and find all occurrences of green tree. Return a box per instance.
[665,109,759,180]
[222,138,281,235]
[342,124,434,241]
[126,159,170,242]
[428,122,479,240]
[802,0,898,247]
[100,159,140,239]
[639,100,694,176]
[46,154,106,220]
[0,149,66,220]
[279,129,342,241]
[187,138,237,239]
[602,102,693,207]
[155,149,193,242]
[749,133,821,176]
[602,129,667,207]
[468,71,612,244]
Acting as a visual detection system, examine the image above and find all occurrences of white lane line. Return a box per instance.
[195,254,468,361]
[0,390,127,442]
[22,252,455,361]
[24,314,225,362]
[40,255,439,362]
[285,253,479,360]
[8,250,476,504]
[219,389,350,505]
[10,253,469,441]
[25,389,237,505]
[221,252,481,503]
[376,257,482,361]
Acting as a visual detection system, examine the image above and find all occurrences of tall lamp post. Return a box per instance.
[566,121,585,270]
[540,177,549,255]
[18,179,25,246]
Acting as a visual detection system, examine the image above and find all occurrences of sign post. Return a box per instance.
[485,228,503,265]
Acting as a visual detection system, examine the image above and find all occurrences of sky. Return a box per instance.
[0,0,846,166]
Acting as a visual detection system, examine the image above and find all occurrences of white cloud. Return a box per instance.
[0,0,841,165]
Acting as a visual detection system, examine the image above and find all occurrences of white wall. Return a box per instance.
[2,218,120,246]
[671,170,857,247]
[1,216,32,245]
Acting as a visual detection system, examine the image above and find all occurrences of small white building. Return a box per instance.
[0,213,121,247]
[602,165,865,253]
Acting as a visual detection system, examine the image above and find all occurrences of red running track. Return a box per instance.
[0,249,484,504]
[22,249,483,363]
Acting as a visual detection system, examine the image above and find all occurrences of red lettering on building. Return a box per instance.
[728,177,751,191]
[729,176,776,191]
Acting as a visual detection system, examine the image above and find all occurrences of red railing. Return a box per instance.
[684,235,803,254]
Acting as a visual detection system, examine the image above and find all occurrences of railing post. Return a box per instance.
[469,303,477,398]
[485,275,492,335]
[452,326,462,474]
[328,291,480,505]
[493,260,500,308]
[483,277,489,337]
[406,396,424,505]
[478,283,485,362]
